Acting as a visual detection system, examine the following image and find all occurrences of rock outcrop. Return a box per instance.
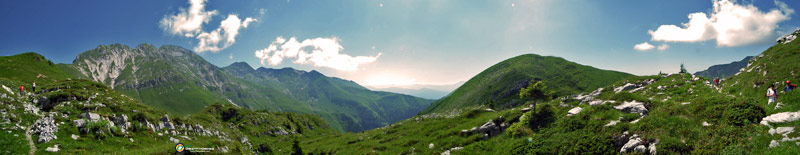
[567,107,583,116]
[614,100,648,115]
[760,111,800,126]
[614,79,655,94]
[45,144,59,152]
[31,115,59,143]
[461,116,509,140]
[777,29,799,44]
[617,131,657,154]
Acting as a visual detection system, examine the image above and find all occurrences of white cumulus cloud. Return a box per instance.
[159,0,217,37]
[254,37,382,71]
[648,0,794,47]
[160,0,257,53]
[634,42,655,51]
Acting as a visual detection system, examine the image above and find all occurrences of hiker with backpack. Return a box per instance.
[767,85,777,104]
[787,80,797,93]
[19,85,24,96]
[714,78,720,86]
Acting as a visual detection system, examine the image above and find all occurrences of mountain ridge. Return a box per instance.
[421,53,633,114]
[58,44,432,132]
[694,56,753,79]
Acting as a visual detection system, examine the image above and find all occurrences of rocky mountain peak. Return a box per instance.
[225,62,255,72]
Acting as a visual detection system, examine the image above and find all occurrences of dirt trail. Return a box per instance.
[26,125,36,155]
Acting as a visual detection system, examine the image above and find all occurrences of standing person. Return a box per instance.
[767,85,777,104]
[19,85,24,96]
[714,78,720,86]
[32,81,36,93]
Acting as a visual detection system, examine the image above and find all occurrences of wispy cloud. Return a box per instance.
[657,44,669,51]
[634,42,655,51]
[160,0,256,53]
[646,0,794,47]
[254,37,381,71]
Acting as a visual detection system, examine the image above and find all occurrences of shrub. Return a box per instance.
[527,104,555,130]
[723,103,765,126]
[507,121,533,137]
[258,143,273,154]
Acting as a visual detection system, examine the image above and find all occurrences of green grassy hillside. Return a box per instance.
[223,62,433,132]
[300,38,800,153]
[0,52,72,84]
[421,54,633,114]
[0,53,336,154]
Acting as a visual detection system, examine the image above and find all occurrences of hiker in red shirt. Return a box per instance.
[714,78,720,86]
[19,85,24,95]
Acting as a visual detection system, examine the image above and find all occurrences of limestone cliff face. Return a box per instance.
[70,44,228,93]
[65,44,246,115]
[73,44,139,89]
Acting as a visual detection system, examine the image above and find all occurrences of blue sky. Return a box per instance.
[1,0,798,87]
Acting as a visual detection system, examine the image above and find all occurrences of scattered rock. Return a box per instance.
[620,134,643,153]
[273,126,290,136]
[649,140,658,155]
[170,137,180,143]
[769,127,795,135]
[463,116,508,139]
[45,144,59,152]
[702,122,711,127]
[23,103,39,115]
[429,143,435,149]
[619,133,657,154]
[605,120,620,127]
[614,79,655,94]
[80,112,101,122]
[573,88,603,102]
[159,115,174,130]
[71,134,79,140]
[441,146,463,155]
[777,29,799,44]
[614,100,648,114]
[219,146,229,153]
[241,136,249,144]
[112,114,131,133]
[760,111,800,126]
[567,107,583,116]
[770,140,780,148]
[31,116,59,143]
[129,138,134,143]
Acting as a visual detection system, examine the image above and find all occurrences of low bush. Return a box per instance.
[723,103,765,126]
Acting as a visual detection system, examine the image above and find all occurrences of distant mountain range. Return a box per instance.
[694,56,753,79]
[57,44,432,132]
[365,81,465,99]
